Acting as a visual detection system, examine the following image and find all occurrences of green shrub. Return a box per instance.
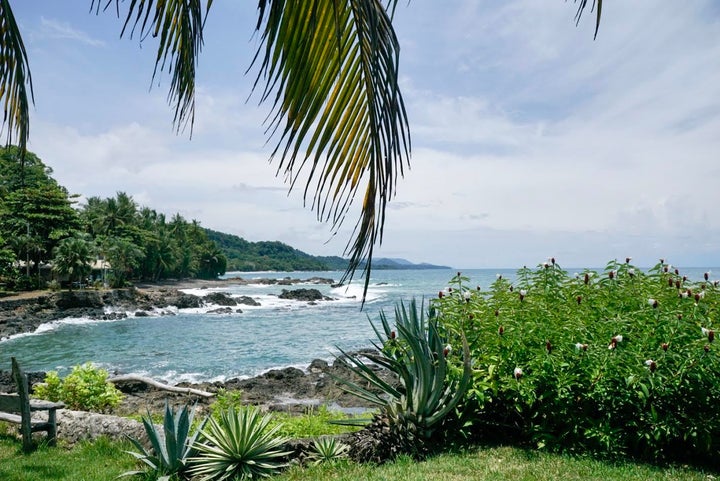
[433,260,720,466]
[121,401,206,480]
[269,405,361,438]
[336,300,472,463]
[209,388,244,421]
[189,406,290,480]
[34,363,123,411]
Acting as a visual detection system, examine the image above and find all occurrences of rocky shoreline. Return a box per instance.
[0,276,338,340]
[0,276,387,416]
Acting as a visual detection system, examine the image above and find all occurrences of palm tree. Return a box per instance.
[0,1,602,295]
[52,235,95,291]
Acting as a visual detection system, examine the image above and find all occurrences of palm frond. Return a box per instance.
[573,0,603,39]
[253,0,411,300]
[91,0,212,134]
[0,0,33,162]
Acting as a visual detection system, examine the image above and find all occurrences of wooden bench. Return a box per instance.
[0,357,64,452]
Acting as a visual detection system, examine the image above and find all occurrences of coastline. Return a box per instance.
[1,277,391,415]
[0,275,338,341]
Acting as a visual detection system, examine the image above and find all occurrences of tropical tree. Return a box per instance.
[103,237,145,287]
[0,1,603,294]
[52,235,95,290]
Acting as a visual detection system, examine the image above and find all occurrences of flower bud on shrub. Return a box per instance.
[626,257,632,264]
[645,359,657,372]
[677,313,683,320]
[514,367,523,380]
[705,272,710,281]
[546,340,552,354]
[695,293,701,302]
[669,278,675,287]
[390,331,396,340]
[648,298,658,308]
[661,342,669,351]
[494,309,499,317]
[675,279,681,288]
[584,273,590,285]
[498,325,504,335]
[577,295,582,305]
[609,270,615,280]
[704,344,710,353]
[675,268,680,276]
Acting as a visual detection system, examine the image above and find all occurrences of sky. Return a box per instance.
[8,1,720,269]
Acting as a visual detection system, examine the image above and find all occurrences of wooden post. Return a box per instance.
[11,357,33,453]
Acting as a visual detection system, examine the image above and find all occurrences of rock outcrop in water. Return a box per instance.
[0,277,339,340]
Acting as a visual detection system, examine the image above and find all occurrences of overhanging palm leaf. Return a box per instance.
[91,0,210,134]
[0,0,32,162]
[253,0,411,298]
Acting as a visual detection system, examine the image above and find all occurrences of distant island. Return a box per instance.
[205,229,451,272]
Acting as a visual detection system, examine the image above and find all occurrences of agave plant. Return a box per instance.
[307,436,350,465]
[188,406,290,480]
[121,401,206,480]
[335,299,472,462]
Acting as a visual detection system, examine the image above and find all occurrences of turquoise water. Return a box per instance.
[1,266,715,383]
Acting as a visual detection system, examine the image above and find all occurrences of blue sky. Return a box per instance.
[9,1,720,269]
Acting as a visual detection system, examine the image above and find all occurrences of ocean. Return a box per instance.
[1,266,715,383]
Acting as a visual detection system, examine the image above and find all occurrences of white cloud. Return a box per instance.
[10,1,720,267]
[39,17,106,47]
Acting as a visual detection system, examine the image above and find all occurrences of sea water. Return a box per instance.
[1,267,714,383]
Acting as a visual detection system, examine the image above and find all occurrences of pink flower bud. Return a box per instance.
[443,345,451,357]
[663,265,669,273]
[695,293,701,302]
[675,279,681,288]
[661,342,669,351]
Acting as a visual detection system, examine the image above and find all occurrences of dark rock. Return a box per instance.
[236,296,261,307]
[308,359,329,373]
[173,293,204,309]
[208,307,233,314]
[134,311,150,317]
[278,288,324,301]
[204,292,238,306]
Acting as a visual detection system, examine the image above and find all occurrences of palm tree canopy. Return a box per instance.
[0,0,602,298]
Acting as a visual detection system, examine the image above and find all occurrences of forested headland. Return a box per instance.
[0,146,226,291]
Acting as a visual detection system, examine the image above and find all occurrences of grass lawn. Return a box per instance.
[1,433,715,481]
[277,447,716,481]
[0,435,135,481]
